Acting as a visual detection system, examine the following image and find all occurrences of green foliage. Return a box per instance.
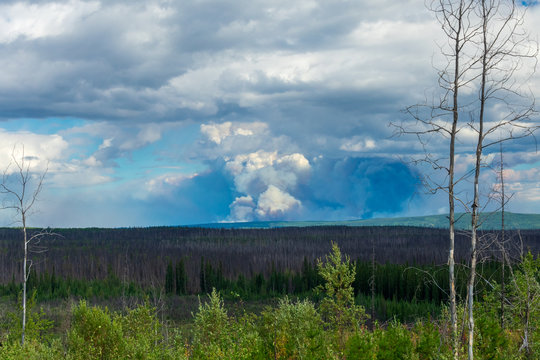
[260,297,333,359]
[230,313,265,360]
[474,291,516,360]
[507,251,540,359]
[317,243,357,311]
[0,252,490,325]
[0,338,64,360]
[0,270,145,302]
[357,293,441,323]
[1,245,538,359]
[175,259,187,295]
[191,288,230,358]
[67,300,124,359]
[117,304,164,359]
[191,288,263,359]
[301,256,320,292]
[67,300,187,360]
[412,320,444,360]
[347,320,438,360]
[317,242,367,354]
[377,321,416,360]
[3,290,53,345]
[345,330,377,360]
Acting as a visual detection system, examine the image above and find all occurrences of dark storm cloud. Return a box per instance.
[300,157,421,219]
[146,165,236,225]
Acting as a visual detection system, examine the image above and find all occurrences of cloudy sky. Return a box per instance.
[0,0,538,227]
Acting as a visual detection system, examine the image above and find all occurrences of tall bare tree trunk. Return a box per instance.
[468,134,482,360]
[499,142,506,329]
[21,214,27,346]
[400,0,478,356]
[449,137,458,360]
[468,3,488,358]
[400,2,536,357]
[1,146,48,347]
[448,4,463,358]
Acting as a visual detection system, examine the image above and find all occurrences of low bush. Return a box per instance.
[260,297,333,359]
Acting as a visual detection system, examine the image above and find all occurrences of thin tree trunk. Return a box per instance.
[468,209,479,360]
[448,5,461,358]
[500,143,505,329]
[449,178,458,360]
[21,215,27,346]
[468,3,488,357]
[467,0,491,356]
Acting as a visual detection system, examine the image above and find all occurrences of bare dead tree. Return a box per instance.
[395,1,537,358]
[498,142,507,329]
[394,1,480,358]
[489,144,518,331]
[466,1,537,358]
[0,145,49,346]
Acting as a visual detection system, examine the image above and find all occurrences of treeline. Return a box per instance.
[0,255,507,322]
[1,226,537,295]
[0,255,504,303]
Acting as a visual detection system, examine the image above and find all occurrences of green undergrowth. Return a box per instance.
[0,245,538,359]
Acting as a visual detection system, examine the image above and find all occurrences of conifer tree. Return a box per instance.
[165,261,174,294]
[175,259,187,295]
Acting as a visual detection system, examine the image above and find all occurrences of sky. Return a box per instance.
[0,0,539,228]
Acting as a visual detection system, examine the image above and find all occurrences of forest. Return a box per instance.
[2,225,539,288]
[0,225,538,296]
[0,225,539,359]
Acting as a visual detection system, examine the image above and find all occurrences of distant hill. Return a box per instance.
[194,212,540,230]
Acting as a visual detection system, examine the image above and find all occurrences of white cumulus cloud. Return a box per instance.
[228,195,257,222]
[340,136,377,152]
[255,185,301,218]
[201,121,268,145]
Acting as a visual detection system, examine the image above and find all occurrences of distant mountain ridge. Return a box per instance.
[194,212,540,230]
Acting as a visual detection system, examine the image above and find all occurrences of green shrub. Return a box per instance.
[159,327,189,360]
[260,297,333,360]
[412,320,443,360]
[507,252,540,359]
[191,288,262,359]
[118,303,166,359]
[0,338,64,360]
[3,290,53,345]
[345,329,377,360]
[228,313,265,360]
[67,300,124,359]
[191,288,232,359]
[377,321,415,360]
[474,293,517,360]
